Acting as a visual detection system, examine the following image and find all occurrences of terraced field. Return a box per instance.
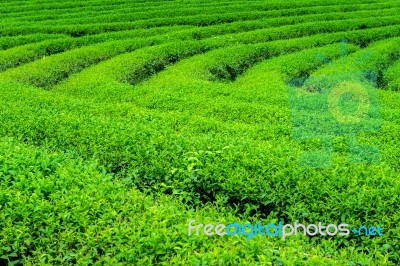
[0,0,399,265]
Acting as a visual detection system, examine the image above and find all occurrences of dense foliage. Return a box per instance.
[0,0,399,265]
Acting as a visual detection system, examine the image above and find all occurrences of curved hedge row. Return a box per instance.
[1,0,400,265]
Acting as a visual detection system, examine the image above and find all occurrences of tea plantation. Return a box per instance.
[0,0,399,265]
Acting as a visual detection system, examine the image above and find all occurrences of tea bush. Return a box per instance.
[1,0,399,265]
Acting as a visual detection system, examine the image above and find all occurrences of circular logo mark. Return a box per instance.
[328,81,370,124]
